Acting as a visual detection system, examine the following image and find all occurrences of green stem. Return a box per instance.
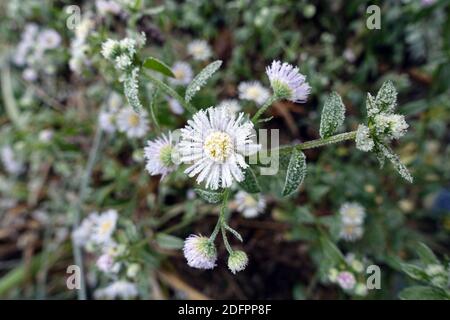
[144,72,197,115]
[251,95,278,124]
[1,62,23,129]
[221,225,234,254]
[276,131,357,154]
[209,189,230,242]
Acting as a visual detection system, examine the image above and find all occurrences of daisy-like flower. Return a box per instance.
[99,109,117,134]
[266,60,311,103]
[339,202,366,225]
[37,29,61,51]
[178,106,261,190]
[96,0,122,15]
[91,209,118,244]
[38,129,54,143]
[238,81,270,106]
[1,146,24,175]
[217,99,242,116]
[144,132,177,178]
[169,61,193,86]
[339,224,364,242]
[336,271,356,290]
[94,280,138,300]
[227,250,249,274]
[234,191,266,218]
[72,213,98,247]
[116,107,149,138]
[167,97,184,115]
[108,92,123,109]
[183,234,217,269]
[187,40,212,61]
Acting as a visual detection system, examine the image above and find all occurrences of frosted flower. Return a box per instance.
[217,99,242,116]
[183,234,217,269]
[238,81,270,106]
[167,97,184,115]
[374,113,409,140]
[94,280,138,300]
[169,61,193,86]
[91,209,118,244]
[336,271,356,290]
[101,39,120,60]
[108,92,123,110]
[1,146,24,175]
[38,129,54,143]
[339,202,366,225]
[37,29,61,50]
[339,224,364,242]
[116,107,149,138]
[144,132,177,178]
[234,191,266,218]
[22,68,37,82]
[227,250,249,274]
[266,60,311,103]
[99,110,117,133]
[96,0,122,15]
[355,124,374,152]
[116,54,132,70]
[178,106,261,190]
[187,40,212,61]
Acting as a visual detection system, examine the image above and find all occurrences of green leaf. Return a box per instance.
[319,92,346,138]
[282,148,307,197]
[155,233,184,249]
[123,68,143,113]
[224,224,243,242]
[416,243,440,265]
[194,189,224,204]
[375,80,397,114]
[400,263,427,281]
[142,57,175,78]
[399,286,449,300]
[238,166,261,193]
[185,60,222,102]
[319,235,345,266]
[366,92,378,118]
[147,85,160,128]
[378,143,413,183]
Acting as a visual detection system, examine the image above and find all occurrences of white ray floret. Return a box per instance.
[116,107,149,138]
[144,132,177,178]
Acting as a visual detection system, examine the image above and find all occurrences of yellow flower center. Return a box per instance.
[246,87,260,99]
[99,221,113,235]
[203,131,234,163]
[174,69,185,80]
[244,195,257,207]
[128,114,140,127]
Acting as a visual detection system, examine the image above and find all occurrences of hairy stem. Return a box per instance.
[276,131,357,153]
[251,95,278,123]
[209,189,230,242]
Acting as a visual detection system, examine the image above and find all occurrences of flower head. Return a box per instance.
[169,61,193,86]
[167,97,184,115]
[336,271,356,290]
[96,0,122,15]
[91,209,118,244]
[227,250,249,274]
[355,124,375,152]
[144,132,177,178]
[94,280,138,300]
[217,99,242,116]
[183,234,217,269]
[238,81,270,106]
[339,202,366,225]
[116,107,149,138]
[1,146,24,175]
[37,29,61,50]
[266,60,310,103]
[96,253,117,273]
[178,106,260,190]
[234,191,266,218]
[339,224,364,242]
[187,40,212,61]
[374,113,408,140]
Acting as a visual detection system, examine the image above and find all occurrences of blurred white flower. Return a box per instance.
[116,107,149,138]
[167,97,184,115]
[355,124,374,152]
[339,202,366,225]
[96,254,120,273]
[94,280,138,300]
[238,81,270,106]
[37,29,61,51]
[108,92,123,109]
[38,129,54,142]
[343,48,356,63]
[99,109,117,134]
[13,23,38,66]
[183,234,217,269]
[169,61,193,86]
[187,40,212,61]
[336,271,356,290]
[1,146,24,175]
[234,191,266,218]
[339,224,364,242]
[96,0,122,15]
[217,99,242,116]
[178,106,260,190]
[266,60,310,103]
[72,213,98,247]
[144,132,177,178]
[91,209,118,245]
[227,250,248,274]
[22,68,37,82]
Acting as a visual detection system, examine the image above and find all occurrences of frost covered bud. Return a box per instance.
[373,113,408,140]
[227,250,248,274]
[355,124,374,152]
[183,235,217,270]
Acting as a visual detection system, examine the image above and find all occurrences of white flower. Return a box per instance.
[72,213,98,247]
[94,280,138,300]
[108,92,123,110]
[99,110,117,134]
[1,146,24,175]
[101,39,119,60]
[355,124,374,152]
[115,54,132,70]
[38,129,54,142]
[116,107,149,138]
[374,113,408,140]
[178,106,261,190]
[22,68,37,82]
[266,60,311,103]
[234,191,266,218]
[96,254,116,273]
[91,209,118,244]
[167,97,184,115]
[343,48,356,63]
[336,271,356,290]
[227,250,248,274]
[37,29,61,50]
[339,224,364,242]
[217,99,242,116]
[187,40,212,61]
[169,61,193,86]
[183,234,217,269]
[96,0,122,15]
[144,132,177,178]
[238,81,270,106]
[339,202,366,225]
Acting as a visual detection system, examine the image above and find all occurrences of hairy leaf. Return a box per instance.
[282,148,307,197]
[185,60,222,102]
[319,92,346,138]
[195,189,224,204]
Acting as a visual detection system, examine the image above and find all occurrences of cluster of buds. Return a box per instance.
[101,34,145,71]
[328,253,369,297]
